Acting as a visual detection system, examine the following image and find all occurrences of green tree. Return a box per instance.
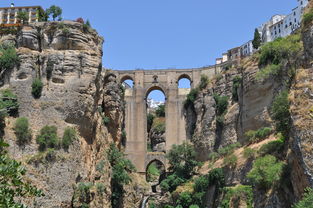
[167,142,199,179]
[252,28,261,49]
[0,44,19,78]
[14,117,32,145]
[16,11,29,24]
[147,113,155,132]
[0,141,42,207]
[62,127,76,149]
[0,89,19,116]
[36,125,59,151]
[247,155,284,188]
[293,188,313,208]
[31,78,43,99]
[271,90,290,137]
[46,5,62,21]
[37,8,48,21]
[107,143,135,207]
[155,104,165,117]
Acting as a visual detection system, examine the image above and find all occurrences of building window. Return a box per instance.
[294,12,296,16]
[279,29,281,33]
[295,18,297,23]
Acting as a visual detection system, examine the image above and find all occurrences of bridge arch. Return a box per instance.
[177,73,192,84]
[119,74,134,83]
[145,84,168,100]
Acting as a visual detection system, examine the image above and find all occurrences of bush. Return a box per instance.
[103,116,110,125]
[96,160,105,173]
[107,143,135,207]
[247,155,284,188]
[199,75,209,90]
[160,173,186,193]
[62,127,76,149]
[245,127,272,143]
[271,90,290,137]
[155,104,165,117]
[0,44,19,72]
[221,185,253,208]
[258,138,284,155]
[218,142,241,157]
[36,125,59,151]
[14,117,31,145]
[213,94,228,116]
[167,142,199,179]
[0,89,19,116]
[243,148,256,159]
[302,8,313,27]
[293,188,313,208]
[257,34,302,80]
[75,182,93,205]
[208,152,219,162]
[223,154,238,168]
[96,183,105,194]
[232,76,242,101]
[31,78,43,98]
[184,88,199,107]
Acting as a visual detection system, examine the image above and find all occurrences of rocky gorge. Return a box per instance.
[1,2,313,208]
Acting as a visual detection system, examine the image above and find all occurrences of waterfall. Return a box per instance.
[141,196,149,208]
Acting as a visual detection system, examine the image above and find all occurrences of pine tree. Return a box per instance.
[252,28,261,49]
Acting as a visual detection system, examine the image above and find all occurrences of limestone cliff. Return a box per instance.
[0,21,147,208]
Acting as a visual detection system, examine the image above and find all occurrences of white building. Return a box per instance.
[261,15,286,43]
[240,40,255,57]
[0,4,44,24]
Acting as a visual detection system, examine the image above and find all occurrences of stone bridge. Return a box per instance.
[114,65,222,173]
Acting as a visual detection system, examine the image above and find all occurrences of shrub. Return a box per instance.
[0,141,43,207]
[293,188,313,208]
[153,122,165,134]
[245,127,272,143]
[243,148,256,159]
[75,182,93,205]
[258,138,284,155]
[102,116,110,125]
[36,125,59,151]
[160,173,186,193]
[218,142,241,157]
[258,34,302,67]
[96,160,105,173]
[167,142,199,179]
[16,11,29,24]
[256,64,282,81]
[247,155,284,188]
[223,154,238,168]
[107,143,135,207]
[176,192,193,208]
[208,152,219,162]
[232,76,242,101]
[271,90,290,137]
[221,185,253,208]
[302,8,313,27]
[62,127,76,149]
[147,163,160,182]
[0,89,19,116]
[213,94,228,116]
[31,78,43,98]
[96,183,105,194]
[14,117,31,145]
[155,104,165,117]
[184,88,199,107]
[0,44,19,72]
[199,75,209,90]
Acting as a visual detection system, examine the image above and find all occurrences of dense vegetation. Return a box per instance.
[36,125,59,151]
[256,34,303,80]
[0,140,42,207]
[107,143,135,207]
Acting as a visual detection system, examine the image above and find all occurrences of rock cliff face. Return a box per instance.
[0,21,147,208]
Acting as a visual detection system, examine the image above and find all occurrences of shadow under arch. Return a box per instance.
[145,159,166,191]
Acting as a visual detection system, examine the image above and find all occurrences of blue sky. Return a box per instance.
[2,0,299,100]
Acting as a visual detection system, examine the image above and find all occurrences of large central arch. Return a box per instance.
[115,67,221,173]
